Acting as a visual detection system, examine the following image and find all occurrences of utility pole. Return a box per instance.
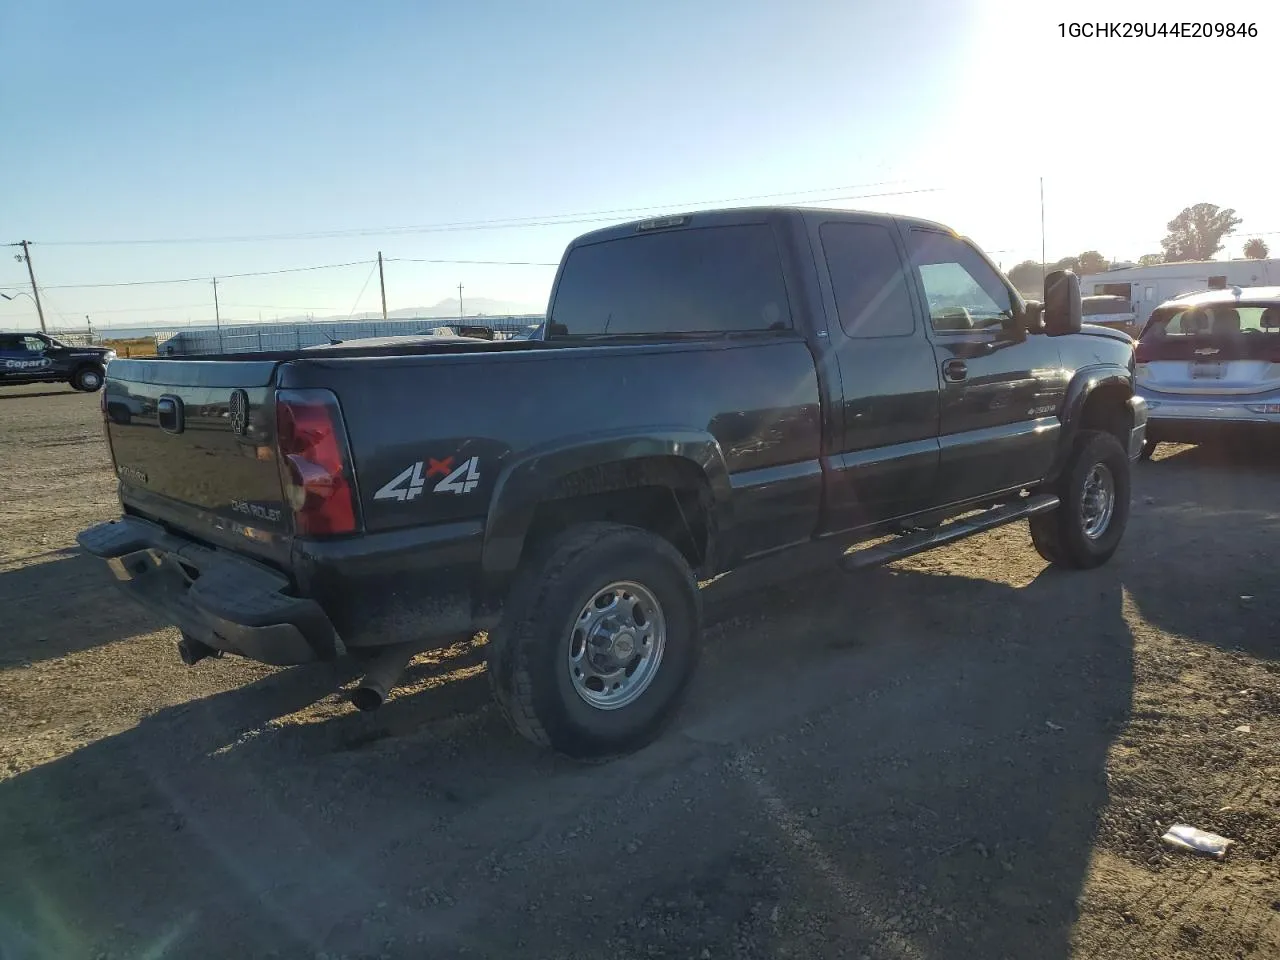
[1039,177,1047,286]
[378,251,388,322]
[212,277,222,345]
[458,282,464,321]
[13,241,48,333]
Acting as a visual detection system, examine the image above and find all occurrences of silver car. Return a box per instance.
[1135,286,1280,458]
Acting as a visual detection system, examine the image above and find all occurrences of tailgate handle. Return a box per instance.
[157,395,186,434]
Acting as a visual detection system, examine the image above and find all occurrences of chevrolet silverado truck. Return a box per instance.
[0,331,114,391]
[78,207,1147,758]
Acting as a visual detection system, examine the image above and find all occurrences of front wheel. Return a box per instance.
[1029,430,1131,569]
[486,522,701,759]
[71,365,104,392]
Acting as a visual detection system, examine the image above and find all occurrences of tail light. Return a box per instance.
[275,389,359,536]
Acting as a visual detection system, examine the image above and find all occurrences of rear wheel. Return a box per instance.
[71,365,104,392]
[487,522,701,759]
[1029,430,1131,569]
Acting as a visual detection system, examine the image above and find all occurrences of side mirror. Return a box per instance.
[1022,300,1046,335]
[1044,270,1082,337]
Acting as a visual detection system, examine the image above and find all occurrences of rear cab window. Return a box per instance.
[548,223,791,338]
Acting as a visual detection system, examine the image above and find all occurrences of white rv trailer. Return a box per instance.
[1079,258,1280,327]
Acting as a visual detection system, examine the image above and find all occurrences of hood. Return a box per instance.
[1080,323,1134,344]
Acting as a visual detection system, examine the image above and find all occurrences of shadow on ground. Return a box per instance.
[0,389,79,403]
[0,552,169,666]
[1122,443,1280,661]
[0,548,1135,960]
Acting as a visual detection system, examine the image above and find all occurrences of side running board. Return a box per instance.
[840,494,1059,571]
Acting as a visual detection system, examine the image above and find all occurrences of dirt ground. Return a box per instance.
[1,382,1277,960]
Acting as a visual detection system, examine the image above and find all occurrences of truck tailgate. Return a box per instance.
[103,358,291,563]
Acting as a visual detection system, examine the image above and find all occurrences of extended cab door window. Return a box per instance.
[815,219,939,530]
[549,224,791,337]
[820,222,915,338]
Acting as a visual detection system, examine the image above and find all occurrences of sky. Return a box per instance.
[2,0,1277,332]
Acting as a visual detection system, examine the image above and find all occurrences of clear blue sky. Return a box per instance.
[2,0,1276,330]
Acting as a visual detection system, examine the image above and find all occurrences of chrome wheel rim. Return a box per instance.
[568,580,666,711]
[1080,463,1116,539]
[83,372,101,389]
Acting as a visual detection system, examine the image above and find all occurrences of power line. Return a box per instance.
[389,257,560,266]
[15,218,1279,299]
[31,181,935,247]
[34,259,377,291]
[13,256,562,294]
[345,262,379,321]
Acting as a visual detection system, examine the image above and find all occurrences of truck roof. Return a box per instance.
[567,205,955,248]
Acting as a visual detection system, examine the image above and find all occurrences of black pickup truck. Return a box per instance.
[79,207,1146,757]
[1,331,114,391]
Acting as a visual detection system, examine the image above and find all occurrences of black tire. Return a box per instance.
[1029,430,1131,569]
[487,522,701,759]
[71,365,104,392]
[1138,437,1158,461]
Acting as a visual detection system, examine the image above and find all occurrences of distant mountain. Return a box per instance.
[406,296,543,319]
[95,296,545,337]
[306,296,543,324]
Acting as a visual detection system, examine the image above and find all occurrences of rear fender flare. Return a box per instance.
[481,429,733,581]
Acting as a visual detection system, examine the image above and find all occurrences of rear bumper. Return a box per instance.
[1138,389,1280,441]
[77,517,343,665]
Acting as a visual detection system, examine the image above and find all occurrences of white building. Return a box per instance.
[1080,258,1280,325]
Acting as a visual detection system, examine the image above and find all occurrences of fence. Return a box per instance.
[47,328,97,347]
[154,316,544,356]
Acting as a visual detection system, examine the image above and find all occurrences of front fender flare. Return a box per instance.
[1048,364,1133,477]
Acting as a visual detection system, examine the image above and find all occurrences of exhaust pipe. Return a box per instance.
[176,632,219,666]
[351,644,417,712]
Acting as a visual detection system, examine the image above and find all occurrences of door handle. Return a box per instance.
[942,359,968,382]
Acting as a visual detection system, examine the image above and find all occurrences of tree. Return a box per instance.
[1244,237,1270,259]
[1077,251,1109,275]
[1006,260,1045,296]
[1138,253,1164,266]
[1160,203,1242,262]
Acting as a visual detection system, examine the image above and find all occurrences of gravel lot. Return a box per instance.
[1,382,1278,960]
